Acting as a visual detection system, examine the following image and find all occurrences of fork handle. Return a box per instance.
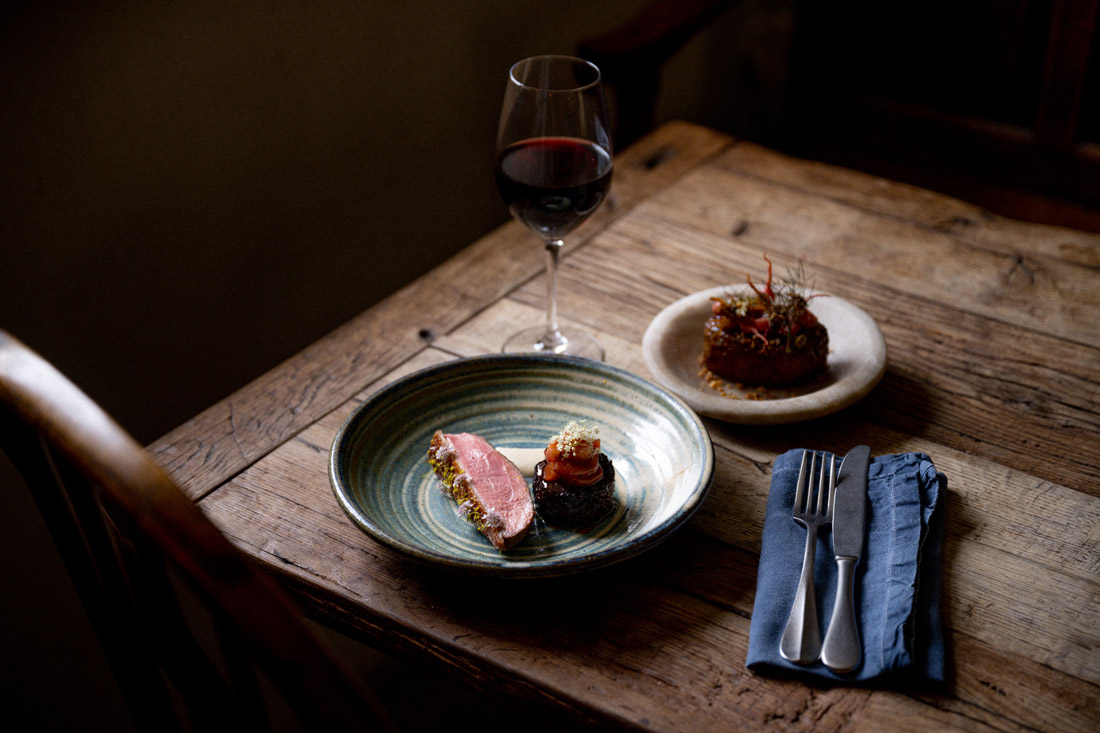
[822,556,861,673]
[779,529,821,664]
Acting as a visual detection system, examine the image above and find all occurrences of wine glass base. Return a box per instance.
[502,326,605,361]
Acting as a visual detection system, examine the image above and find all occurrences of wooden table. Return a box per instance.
[151,122,1100,731]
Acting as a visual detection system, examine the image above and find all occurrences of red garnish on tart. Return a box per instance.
[702,255,829,387]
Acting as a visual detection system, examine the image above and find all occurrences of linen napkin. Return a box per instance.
[746,449,946,683]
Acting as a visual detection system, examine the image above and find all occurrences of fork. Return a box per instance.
[779,450,837,665]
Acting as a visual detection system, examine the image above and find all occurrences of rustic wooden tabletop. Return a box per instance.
[152,122,1100,731]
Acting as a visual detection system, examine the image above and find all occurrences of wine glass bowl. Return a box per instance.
[495,55,612,360]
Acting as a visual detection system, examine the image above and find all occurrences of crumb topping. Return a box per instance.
[550,420,600,458]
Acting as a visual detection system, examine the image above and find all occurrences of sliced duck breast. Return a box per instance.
[427,431,534,550]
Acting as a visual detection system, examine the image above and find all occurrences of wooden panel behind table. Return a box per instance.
[150,122,734,500]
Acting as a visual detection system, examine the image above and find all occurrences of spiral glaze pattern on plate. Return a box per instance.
[329,354,714,577]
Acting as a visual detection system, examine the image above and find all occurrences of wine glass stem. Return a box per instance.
[543,239,566,351]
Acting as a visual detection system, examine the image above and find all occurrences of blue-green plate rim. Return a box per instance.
[328,353,715,578]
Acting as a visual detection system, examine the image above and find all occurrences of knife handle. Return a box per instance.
[822,556,861,674]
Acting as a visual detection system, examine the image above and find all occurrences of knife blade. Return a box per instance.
[821,444,871,673]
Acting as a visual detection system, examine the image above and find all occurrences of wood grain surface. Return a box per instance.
[162,123,1100,731]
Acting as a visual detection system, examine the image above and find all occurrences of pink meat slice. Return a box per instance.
[430,432,533,550]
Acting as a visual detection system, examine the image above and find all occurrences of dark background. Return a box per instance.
[2,1,1096,729]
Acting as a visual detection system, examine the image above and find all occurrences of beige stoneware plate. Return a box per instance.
[641,285,887,424]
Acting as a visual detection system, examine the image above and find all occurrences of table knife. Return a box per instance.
[821,444,871,674]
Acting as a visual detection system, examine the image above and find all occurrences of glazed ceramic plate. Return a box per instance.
[329,354,714,578]
[642,286,887,424]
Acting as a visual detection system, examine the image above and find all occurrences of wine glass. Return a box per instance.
[495,55,613,360]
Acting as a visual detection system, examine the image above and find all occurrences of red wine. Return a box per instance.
[495,137,612,239]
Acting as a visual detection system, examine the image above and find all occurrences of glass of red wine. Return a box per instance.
[495,55,613,360]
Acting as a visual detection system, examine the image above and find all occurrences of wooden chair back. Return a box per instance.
[0,331,393,732]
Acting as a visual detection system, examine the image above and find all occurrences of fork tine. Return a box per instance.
[812,451,823,514]
[794,450,809,515]
[826,453,837,516]
[808,451,820,514]
[816,451,827,514]
[814,452,825,515]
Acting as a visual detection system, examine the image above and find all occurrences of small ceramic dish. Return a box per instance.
[329,354,714,578]
[642,286,887,424]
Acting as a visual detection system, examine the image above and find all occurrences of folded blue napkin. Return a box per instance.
[746,449,946,683]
